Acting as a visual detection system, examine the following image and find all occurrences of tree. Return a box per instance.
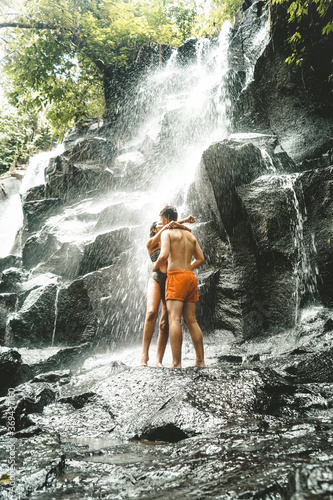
[0,0,200,137]
[0,104,53,175]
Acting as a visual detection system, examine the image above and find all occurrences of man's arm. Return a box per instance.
[178,215,196,224]
[152,231,170,271]
[191,239,205,271]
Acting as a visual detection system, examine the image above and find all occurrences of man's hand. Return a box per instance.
[185,215,196,224]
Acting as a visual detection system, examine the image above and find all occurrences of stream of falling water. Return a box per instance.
[0,144,64,258]
[280,175,319,323]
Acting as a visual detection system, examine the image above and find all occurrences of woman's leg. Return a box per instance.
[156,300,169,367]
[140,279,161,366]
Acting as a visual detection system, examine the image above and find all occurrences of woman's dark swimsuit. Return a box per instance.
[150,248,167,301]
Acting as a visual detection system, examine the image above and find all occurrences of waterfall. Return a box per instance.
[51,287,60,346]
[1,12,281,347]
[20,143,64,195]
[281,175,319,323]
[0,193,23,258]
[0,144,64,259]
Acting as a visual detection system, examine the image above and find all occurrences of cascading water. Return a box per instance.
[0,190,23,258]
[0,144,64,258]
[20,143,64,196]
[280,174,319,323]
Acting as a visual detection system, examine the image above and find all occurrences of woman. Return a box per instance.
[140,215,196,367]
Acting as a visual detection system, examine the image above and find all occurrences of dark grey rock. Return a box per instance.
[0,267,27,293]
[0,432,64,498]
[201,140,269,235]
[21,198,62,241]
[298,166,333,307]
[45,138,117,202]
[0,294,17,345]
[176,37,198,64]
[0,255,21,273]
[21,183,46,202]
[78,227,133,276]
[0,382,57,430]
[22,231,61,270]
[53,249,146,346]
[231,7,333,163]
[285,347,333,383]
[0,349,22,395]
[59,391,99,409]
[8,284,58,347]
[31,369,71,384]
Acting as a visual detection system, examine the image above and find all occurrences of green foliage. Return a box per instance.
[198,0,243,38]
[0,106,53,175]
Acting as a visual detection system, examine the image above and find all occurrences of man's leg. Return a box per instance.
[183,302,205,367]
[156,300,169,367]
[140,279,161,366]
[166,299,184,368]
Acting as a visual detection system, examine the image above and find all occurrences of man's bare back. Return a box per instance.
[155,227,204,273]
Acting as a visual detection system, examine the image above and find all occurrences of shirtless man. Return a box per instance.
[152,205,206,369]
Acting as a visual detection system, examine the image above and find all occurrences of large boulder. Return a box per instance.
[21,198,62,245]
[22,232,61,270]
[45,138,117,202]
[8,284,58,347]
[201,140,269,235]
[53,250,146,346]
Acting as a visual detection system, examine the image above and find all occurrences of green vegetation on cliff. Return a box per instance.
[271,0,333,110]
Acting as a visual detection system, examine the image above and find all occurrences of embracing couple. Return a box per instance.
[140,205,206,369]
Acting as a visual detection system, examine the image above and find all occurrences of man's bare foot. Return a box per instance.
[194,361,206,368]
[169,363,181,369]
[155,361,164,367]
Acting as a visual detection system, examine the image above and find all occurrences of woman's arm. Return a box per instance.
[152,231,170,272]
[146,224,170,252]
[168,221,192,232]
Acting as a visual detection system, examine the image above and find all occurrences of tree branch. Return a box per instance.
[0,21,57,30]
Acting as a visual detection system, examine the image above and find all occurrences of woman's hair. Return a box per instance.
[149,221,158,238]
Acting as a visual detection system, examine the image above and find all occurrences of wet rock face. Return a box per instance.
[230,4,333,163]
[298,166,333,307]
[45,137,117,203]
[201,140,269,235]
[195,138,333,335]
[8,284,58,347]
[0,294,17,344]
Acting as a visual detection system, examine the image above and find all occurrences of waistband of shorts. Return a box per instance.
[167,270,194,276]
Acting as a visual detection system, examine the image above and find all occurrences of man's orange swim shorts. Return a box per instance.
[165,270,199,302]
